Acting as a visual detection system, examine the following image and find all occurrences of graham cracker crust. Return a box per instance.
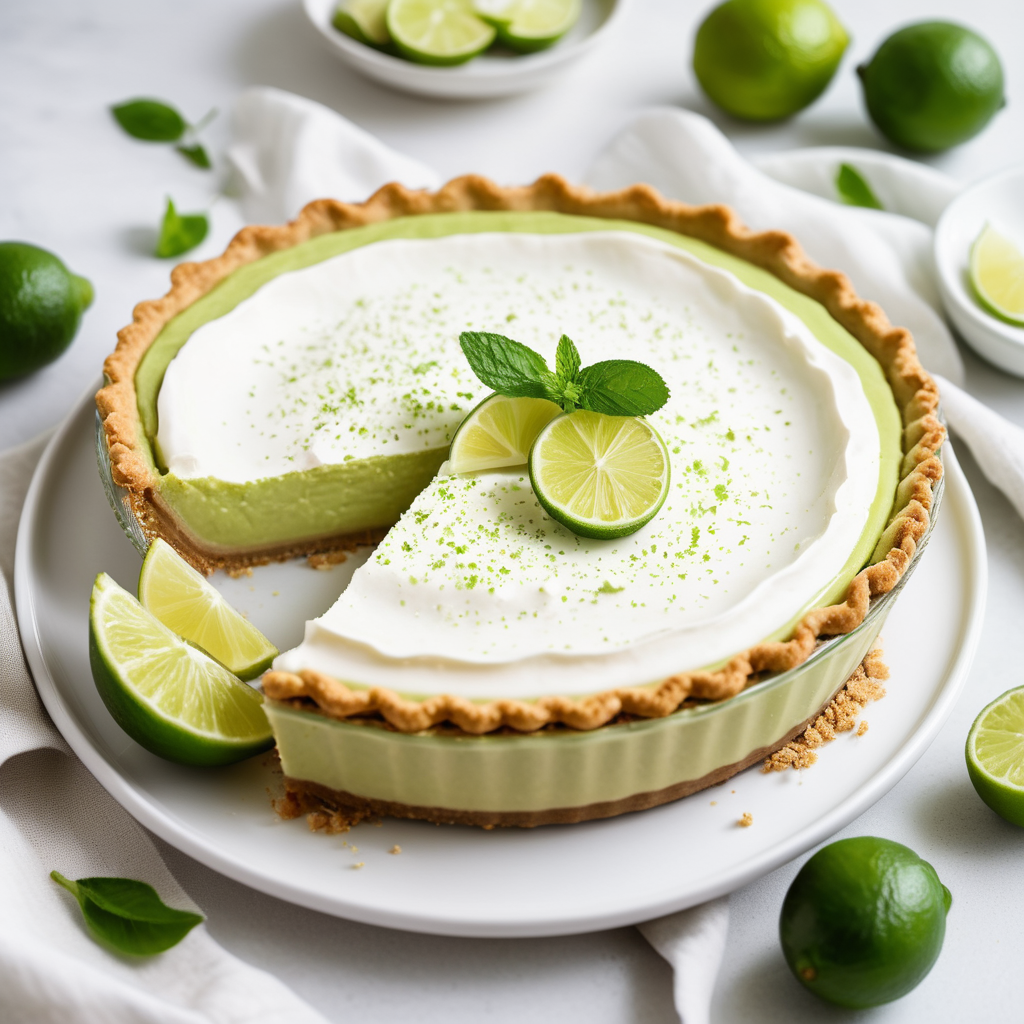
[275,648,888,830]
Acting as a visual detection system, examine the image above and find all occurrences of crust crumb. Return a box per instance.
[762,645,889,773]
[272,781,374,833]
[227,566,253,578]
[308,550,349,570]
[389,845,402,855]
[352,862,365,870]
[738,812,753,827]
[857,720,870,737]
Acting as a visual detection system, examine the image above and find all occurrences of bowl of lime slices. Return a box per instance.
[302,0,626,99]
[934,164,1024,377]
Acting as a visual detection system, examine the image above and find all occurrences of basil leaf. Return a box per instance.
[51,871,203,956]
[111,99,186,142]
[176,143,212,169]
[577,360,670,416]
[459,331,555,400]
[835,163,883,210]
[155,199,209,259]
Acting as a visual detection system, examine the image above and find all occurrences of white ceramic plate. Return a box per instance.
[16,386,985,938]
[302,0,626,99]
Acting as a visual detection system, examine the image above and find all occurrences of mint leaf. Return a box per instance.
[555,334,581,383]
[835,164,883,210]
[51,871,203,956]
[459,332,555,400]
[155,199,208,259]
[111,99,186,142]
[176,143,212,169]
[577,360,670,416]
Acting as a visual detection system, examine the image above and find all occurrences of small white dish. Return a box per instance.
[302,0,625,99]
[934,164,1024,377]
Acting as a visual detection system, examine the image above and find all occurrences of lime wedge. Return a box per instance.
[969,223,1024,326]
[138,539,278,681]
[332,0,392,47]
[449,393,561,473]
[966,686,1024,826]
[387,0,496,65]
[90,573,273,766]
[528,411,671,539]
[476,0,581,52]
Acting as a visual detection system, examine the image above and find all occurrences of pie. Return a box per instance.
[97,176,943,826]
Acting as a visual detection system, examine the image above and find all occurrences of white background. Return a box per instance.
[2,0,1023,1020]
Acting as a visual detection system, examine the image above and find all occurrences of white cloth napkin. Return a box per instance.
[0,437,327,1021]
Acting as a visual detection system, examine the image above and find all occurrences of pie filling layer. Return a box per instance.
[143,216,901,704]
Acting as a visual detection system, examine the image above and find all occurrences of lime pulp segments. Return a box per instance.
[386,0,496,65]
[966,685,1024,826]
[448,393,561,473]
[333,0,392,46]
[90,573,273,766]
[138,538,278,681]
[970,224,1024,326]
[528,411,670,539]
[476,0,581,52]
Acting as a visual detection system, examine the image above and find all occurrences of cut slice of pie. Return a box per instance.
[97,176,944,826]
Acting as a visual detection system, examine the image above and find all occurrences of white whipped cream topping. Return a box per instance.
[209,231,887,700]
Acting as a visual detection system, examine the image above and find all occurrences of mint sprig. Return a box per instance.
[459,332,669,416]
[835,163,883,210]
[155,198,208,259]
[51,871,203,956]
[110,98,217,171]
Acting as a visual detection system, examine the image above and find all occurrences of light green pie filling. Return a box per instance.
[137,212,901,569]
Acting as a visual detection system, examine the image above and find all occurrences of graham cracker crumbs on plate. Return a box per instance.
[857,720,870,737]
[738,812,753,828]
[389,845,402,855]
[352,862,365,870]
[762,645,889,773]
[710,801,717,806]
[227,566,253,578]
[308,550,349,570]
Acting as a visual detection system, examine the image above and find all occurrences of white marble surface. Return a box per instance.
[2,0,1023,1019]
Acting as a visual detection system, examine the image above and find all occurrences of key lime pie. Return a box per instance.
[97,176,943,826]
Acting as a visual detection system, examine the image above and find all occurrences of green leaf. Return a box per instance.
[176,143,212,169]
[155,199,209,259]
[459,332,555,400]
[835,164,883,210]
[577,360,670,416]
[51,871,203,956]
[554,334,581,383]
[111,99,187,142]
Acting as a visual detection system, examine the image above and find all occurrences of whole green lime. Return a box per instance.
[780,836,951,1008]
[858,22,1005,153]
[0,242,93,381]
[692,0,849,122]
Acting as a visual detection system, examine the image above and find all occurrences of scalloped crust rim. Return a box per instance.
[96,174,943,735]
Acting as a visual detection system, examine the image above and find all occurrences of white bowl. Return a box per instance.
[934,164,1024,377]
[302,0,625,99]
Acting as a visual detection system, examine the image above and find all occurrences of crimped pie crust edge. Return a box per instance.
[96,174,943,734]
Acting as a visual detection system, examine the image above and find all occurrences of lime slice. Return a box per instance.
[449,393,561,473]
[966,686,1024,826]
[90,573,273,766]
[476,0,581,52]
[386,0,496,65]
[970,223,1024,326]
[528,411,671,539]
[332,0,391,47]
[139,539,278,681]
